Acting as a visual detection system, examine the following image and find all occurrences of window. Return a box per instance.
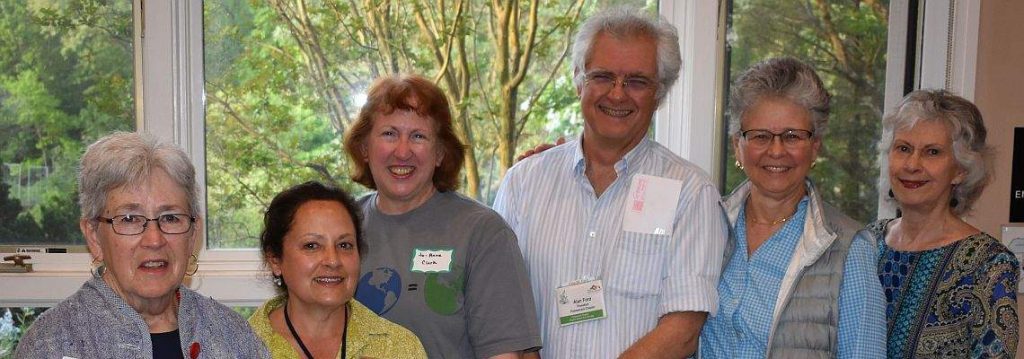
[0,1,135,248]
[202,0,654,249]
[720,0,890,223]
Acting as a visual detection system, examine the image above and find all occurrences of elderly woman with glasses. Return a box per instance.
[16,132,268,358]
[699,57,885,358]
[872,90,1017,357]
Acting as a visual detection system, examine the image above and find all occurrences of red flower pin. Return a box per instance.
[189,342,200,359]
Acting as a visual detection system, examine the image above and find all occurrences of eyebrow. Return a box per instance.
[110,203,187,214]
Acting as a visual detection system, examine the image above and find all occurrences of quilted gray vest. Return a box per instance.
[765,203,860,359]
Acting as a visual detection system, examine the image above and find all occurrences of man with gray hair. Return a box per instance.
[494,7,727,358]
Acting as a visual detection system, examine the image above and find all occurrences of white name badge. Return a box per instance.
[410,248,454,273]
[556,279,607,326]
[622,174,682,235]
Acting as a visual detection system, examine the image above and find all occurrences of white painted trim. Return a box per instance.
[948,0,980,100]
[655,0,724,181]
[919,0,952,90]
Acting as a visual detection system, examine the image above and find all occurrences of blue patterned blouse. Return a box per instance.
[871,219,1019,358]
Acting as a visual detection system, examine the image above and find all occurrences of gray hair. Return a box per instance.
[78,132,200,221]
[728,57,831,138]
[877,89,992,215]
[571,6,681,105]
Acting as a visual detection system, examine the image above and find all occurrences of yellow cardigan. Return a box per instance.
[249,295,427,359]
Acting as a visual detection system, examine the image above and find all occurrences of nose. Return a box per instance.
[766,136,787,156]
[903,152,922,172]
[606,80,628,101]
[394,137,413,159]
[322,246,341,268]
[139,221,168,248]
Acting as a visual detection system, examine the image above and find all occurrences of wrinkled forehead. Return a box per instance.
[102,170,191,213]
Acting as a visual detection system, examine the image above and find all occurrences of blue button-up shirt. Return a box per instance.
[700,197,885,358]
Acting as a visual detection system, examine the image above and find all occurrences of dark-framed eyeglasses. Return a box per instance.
[740,129,815,148]
[96,214,196,235]
[583,71,658,95]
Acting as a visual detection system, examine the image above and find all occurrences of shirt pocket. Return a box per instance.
[605,231,670,298]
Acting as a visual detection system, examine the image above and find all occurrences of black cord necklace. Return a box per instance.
[284,302,348,359]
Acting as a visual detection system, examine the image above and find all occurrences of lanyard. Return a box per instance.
[284,302,349,359]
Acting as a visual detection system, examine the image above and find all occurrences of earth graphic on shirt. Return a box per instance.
[356,267,402,315]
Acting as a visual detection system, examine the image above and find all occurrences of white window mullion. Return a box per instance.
[655,0,725,184]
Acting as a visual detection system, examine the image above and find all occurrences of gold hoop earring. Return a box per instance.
[91,257,105,278]
[734,160,744,170]
[186,254,199,276]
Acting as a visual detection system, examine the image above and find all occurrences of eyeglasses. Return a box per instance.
[584,71,658,96]
[740,129,815,148]
[96,214,196,235]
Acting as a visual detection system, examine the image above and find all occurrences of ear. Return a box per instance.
[435,146,445,167]
[360,143,369,162]
[267,253,283,276]
[810,136,822,164]
[188,216,203,256]
[81,218,103,262]
[731,135,743,167]
[574,69,584,97]
[953,167,968,185]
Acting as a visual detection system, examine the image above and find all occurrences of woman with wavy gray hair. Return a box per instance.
[871,90,1017,357]
[16,132,268,358]
[699,57,885,358]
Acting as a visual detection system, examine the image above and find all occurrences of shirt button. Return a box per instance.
[588,231,596,238]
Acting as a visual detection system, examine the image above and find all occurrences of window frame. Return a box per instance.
[1,0,977,307]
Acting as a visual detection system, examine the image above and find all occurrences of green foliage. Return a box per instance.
[0,0,133,245]
[724,0,888,223]
[0,307,44,357]
[203,1,652,247]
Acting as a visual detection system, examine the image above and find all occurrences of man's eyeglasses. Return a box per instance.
[96,214,196,235]
[740,129,815,148]
[584,71,658,96]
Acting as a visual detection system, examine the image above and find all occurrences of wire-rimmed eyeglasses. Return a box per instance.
[740,129,815,148]
[584,71,658,96]
[95,214,196,235]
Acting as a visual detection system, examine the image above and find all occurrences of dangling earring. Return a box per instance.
[734,160,744,170]
[888,189,895,199]
[186,254,199,276]
[273,274,283,287]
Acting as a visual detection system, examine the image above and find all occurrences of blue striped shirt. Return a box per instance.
[700,198,886,358]
[494,138,728,358]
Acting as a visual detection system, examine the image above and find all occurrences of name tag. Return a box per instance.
[622,174,682,235]
[556,279,607,326]
[410,248,454,273]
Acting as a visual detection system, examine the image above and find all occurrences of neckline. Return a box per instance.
[284,301,348,359]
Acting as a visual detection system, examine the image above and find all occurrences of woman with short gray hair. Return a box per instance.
[700,57,885,358]
[871,89,1017,357]
[16,131,268,358]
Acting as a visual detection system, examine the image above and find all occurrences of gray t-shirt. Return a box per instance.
[354,191,541,359]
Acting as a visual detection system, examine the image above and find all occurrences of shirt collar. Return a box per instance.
[571,136,652,177]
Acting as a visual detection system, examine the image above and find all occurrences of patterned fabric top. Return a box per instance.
[871,218,1019,358]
